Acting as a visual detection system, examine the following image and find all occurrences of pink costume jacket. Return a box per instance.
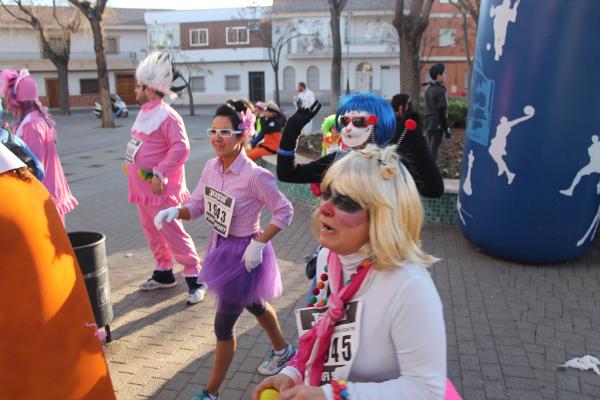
[16,111,78,216]
[126,100,191,206]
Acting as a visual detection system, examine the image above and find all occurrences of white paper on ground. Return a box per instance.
[558,355,600,376]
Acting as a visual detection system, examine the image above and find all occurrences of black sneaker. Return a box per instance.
[139,270,177,291]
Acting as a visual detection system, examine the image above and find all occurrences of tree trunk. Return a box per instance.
[330,10,342,112]
[55,61,71,116]
[186,84,195,116]
[400,34,421,108]
[274,66,280,106]
[90,19,114,128]
[182,74,195,116]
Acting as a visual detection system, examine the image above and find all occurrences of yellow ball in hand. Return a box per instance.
[259,388,279,400]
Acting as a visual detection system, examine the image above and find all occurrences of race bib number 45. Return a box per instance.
[204,186,235,237]
[295,300,363,385]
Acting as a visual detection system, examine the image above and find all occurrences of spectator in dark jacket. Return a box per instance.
[423,63,450,162]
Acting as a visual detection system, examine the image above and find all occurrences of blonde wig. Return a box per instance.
[320,144,438,269]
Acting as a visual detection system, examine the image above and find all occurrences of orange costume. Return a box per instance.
[247,113,282,162]
[0,144,115,399]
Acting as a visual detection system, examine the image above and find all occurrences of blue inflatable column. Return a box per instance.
[458,0,600,263]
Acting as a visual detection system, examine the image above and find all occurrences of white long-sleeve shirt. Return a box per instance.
[282,248,447,400]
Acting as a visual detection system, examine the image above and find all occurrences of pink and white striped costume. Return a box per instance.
[126,99,200,277]
[184,150,293,237]
[16,110,78,222]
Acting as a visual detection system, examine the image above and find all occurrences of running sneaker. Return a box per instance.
[257,344,297,375]
[192,389,218,400]
[187,286,206,305]
[139,270,177,291]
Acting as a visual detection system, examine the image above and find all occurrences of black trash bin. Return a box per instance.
[68,231,113,342]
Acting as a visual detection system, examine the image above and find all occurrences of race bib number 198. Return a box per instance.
[204,186,235,237]
[125,138,142,164]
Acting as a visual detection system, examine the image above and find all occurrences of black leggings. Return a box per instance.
[214,302,267,341]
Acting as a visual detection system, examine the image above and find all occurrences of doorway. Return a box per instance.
[248,71,265,103]
[45,78,60,108]
[355,62,373,93]
[116,73,136,104]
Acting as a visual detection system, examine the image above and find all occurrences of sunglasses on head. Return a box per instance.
[206,128,242,138]
[339,114,378,128]
[321,186,363,213]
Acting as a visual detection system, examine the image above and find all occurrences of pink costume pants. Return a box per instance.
[137,203,201,277]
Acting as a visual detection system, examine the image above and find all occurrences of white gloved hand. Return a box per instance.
[242,239,266,272]
[154,207,179,230]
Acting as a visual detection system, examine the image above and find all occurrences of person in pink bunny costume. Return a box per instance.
[125,52,206,305]
[0,69,77,225]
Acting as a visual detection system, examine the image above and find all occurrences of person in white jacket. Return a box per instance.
[253,145,454,400]
[293,82,316,134]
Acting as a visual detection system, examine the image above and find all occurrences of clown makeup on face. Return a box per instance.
[318,186,369,255]
[339,110,377,148]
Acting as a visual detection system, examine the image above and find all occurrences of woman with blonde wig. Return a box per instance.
[254,145,458,400]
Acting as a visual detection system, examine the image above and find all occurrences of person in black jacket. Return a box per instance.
[391,93,444,198]
[423,63,450,162]
[277,92,444,198]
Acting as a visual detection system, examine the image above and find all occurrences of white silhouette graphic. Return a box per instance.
[463,150,475,195]
[457,198,466,225]
[490,0,520,61]
[560,135,600,196]
[576,181,600,247]
[456,197,473,225]
[488,105,535,185]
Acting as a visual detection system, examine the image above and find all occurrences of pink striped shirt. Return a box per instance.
[185,150,293,237]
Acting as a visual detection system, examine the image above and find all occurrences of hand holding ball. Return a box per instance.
[523,105,535,116]
[259,388,279,400]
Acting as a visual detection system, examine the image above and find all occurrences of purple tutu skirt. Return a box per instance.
[199,232,282,314]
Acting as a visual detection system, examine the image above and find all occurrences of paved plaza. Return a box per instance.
[56,109,600,400]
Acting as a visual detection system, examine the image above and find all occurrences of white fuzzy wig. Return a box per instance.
[135,52,176,100]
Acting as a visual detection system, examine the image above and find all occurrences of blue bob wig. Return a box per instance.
[335,92,396,146]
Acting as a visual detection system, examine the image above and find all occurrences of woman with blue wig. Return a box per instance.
[277,92,443,197]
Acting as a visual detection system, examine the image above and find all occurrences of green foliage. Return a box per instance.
[447,98,468,128]
[418,97,469,128]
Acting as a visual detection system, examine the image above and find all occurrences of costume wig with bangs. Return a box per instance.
[335,93,396,146]
[319,144,438,269]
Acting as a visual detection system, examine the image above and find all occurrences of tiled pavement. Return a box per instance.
[56,110,600,399]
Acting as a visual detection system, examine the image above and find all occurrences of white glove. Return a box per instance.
[242,239,266,272]
[154,207,179,230]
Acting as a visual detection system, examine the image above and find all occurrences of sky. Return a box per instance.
[106,0,273,9]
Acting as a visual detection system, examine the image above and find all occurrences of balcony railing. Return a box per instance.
[346,35,398,45]
[0,50,142,61]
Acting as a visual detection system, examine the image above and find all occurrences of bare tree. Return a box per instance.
[254,21,300,106]
[241,5,302,107]
[68,0,114,128]
[328,0,348,111]
[451,0,480,93]
[453,0,480,24]
[393,0,434,104]
[0,1,80,115]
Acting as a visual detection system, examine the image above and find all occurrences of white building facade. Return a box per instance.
[146,0,401,108]
[0,6,147,106]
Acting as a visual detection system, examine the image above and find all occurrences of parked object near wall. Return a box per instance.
[93,94,129,118]
[458,0,600,263]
